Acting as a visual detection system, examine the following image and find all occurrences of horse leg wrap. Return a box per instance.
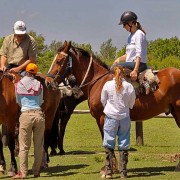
[101,148,115,176]
[119,150,128,178]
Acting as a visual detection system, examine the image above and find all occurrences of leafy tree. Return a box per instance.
[28,31,45,55]
[147,36,180,61]
[48,40,63,53]
[98,39,117,65]
[0,37,4,48]
[37,51,55,74]
[71,42,93,54]
[28,33,64,73]
[148,55,180,70]
[37,40,64,73]
[147,36,180,69]
[116,46,126,59]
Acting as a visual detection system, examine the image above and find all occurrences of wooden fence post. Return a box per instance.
[135,122,144,146]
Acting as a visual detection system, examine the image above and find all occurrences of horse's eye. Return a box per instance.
[56,59,63,66]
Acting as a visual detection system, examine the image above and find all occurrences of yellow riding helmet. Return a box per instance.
[26,63,38,74]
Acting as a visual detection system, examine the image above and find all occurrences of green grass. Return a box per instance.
[75,100,89,110]
[1,113,180,179]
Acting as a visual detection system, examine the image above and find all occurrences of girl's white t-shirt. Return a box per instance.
[126,29,147,63]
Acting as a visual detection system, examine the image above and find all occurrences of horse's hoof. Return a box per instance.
[58,150,65,155]
[50,149,57,156]
[0,165,6,175]
[41,163,48,170]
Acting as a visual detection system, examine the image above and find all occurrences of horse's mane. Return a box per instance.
[57,45,110,70]
[35,73,46,84]
[72,46,110,70]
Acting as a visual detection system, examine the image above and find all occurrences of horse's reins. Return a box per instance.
[79,71,110,88]
[79,56,93,88]
[53,52,72,82]
[0,70,16,82]
[46,52,72,89]
[69,49,110,88]
[46,55,59,79]
[0,70,6,81]
[48,48,110,89]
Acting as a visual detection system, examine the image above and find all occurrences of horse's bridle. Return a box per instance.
[0,70,17,82]
[54,48,95,88]
[49,47,110,89]
[0,70,6,81]
[53,51,73,83]
[46,51,73,87]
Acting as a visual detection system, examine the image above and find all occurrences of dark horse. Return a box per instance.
[0,71,61,176]
[49,75,86,155]
[46,41,180,170]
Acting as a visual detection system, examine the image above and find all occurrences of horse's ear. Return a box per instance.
[65,41,71,52]
[63,41,68,48]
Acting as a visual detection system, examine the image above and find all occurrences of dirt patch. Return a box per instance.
[161,153,180,162]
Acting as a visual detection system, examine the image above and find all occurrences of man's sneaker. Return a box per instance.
[12,172,26,179]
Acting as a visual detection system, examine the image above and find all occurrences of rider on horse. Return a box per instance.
[113,11,150,95]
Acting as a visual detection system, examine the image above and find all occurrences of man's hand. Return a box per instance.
[0,65,7,71]
[9,67,20,73]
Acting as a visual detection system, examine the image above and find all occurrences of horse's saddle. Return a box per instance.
[124,68,160,96]
[58,74,84,100]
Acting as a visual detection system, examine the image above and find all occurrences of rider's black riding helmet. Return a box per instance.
[118,11,137,25]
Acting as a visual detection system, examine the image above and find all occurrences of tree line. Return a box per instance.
[0,31,180,73]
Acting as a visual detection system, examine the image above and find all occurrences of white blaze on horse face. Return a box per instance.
[48,54,58,73]
[60,52,68,57]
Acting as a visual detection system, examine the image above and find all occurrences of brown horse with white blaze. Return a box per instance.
[46,41,180,170]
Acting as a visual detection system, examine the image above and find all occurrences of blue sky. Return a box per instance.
[0,0,179,52]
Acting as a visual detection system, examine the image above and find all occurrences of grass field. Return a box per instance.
[1,102,180,179]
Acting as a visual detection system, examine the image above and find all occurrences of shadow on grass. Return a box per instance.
[52,148,137,156]
[51,150,105,156]
[129,147,137,151]
[0,164,89,179]
[85,166,177,179]
[64,150,98,155]
[83,166,177,179]
[128,166,176,178]
[0,164,177,179]
[42,164,89,177]
[135,145,180,148]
